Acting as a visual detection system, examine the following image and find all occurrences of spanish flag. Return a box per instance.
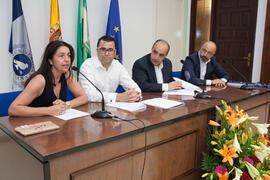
[49,0,62,42]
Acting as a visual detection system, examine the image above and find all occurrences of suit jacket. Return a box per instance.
[181,51,230,85]
[132,54,174,92]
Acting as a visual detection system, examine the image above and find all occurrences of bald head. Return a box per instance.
[150,39,170,66]
[200,41,216,62]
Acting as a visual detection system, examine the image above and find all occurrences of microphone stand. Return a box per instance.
[239,84,255,90]
[222,60,255,90]
[194,83,212,99]
[72,66,112,118]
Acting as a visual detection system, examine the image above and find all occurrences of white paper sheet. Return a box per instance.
[142,98,183,109]
[55,108,90,120]
[173,77,202,92]
[107,102,146,112]
[163,89,195,96]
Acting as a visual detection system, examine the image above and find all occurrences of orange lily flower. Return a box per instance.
[263,174,270,180]
[211,130,224,141]
[218,144,238,166]
[212,134,219,140]
[219,129,224,137]
[259,134,270,145]
[224,106,233,116]
[209,120,221,127]
[217,172,229,180]
[227,112,240,128]
[237,109,247,118]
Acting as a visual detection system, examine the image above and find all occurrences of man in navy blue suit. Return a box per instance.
[181,41,229,87]
[132,39,182,92]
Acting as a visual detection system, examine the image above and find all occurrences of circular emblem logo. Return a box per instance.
[13,54,32,76]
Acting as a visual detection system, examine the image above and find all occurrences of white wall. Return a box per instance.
[0,0,157,93]
[155,0,191,71]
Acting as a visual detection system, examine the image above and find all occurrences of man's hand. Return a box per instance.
[168,81,182,91]
[211,79,226,87]
[116,88,140,102]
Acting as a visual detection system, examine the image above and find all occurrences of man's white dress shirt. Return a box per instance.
[154,62,168,91]
[198,51,227,85]
[79,56,141,103]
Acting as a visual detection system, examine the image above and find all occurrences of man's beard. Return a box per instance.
[201,56,208,62]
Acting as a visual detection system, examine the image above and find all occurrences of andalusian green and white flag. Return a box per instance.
[77,0,91,78]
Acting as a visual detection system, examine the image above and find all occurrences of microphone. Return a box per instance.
[194,82,212,99]
[222,60,255,90]
[180,60,185,65]
[71,66,112,118]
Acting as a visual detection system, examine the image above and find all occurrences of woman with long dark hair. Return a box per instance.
[8,40,88,116]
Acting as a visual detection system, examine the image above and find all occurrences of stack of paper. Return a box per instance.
[141,98,183,109]
[107,102,146,112]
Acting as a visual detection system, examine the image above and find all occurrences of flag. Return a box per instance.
[77,0,91,78]
[49,0,62,42]
[106,0,122,63]
[9,0,35,91]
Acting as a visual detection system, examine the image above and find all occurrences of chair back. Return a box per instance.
[66,88,75,101]
[0,88,75,117]
[172,71,181,78]
[0,91,21,117]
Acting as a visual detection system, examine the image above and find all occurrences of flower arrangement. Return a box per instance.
[202,100,270,180]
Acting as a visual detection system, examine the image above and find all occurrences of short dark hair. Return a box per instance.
[152,39,170,54]
[97,35,117,49]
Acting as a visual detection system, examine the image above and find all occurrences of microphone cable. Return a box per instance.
[111,115,147,180]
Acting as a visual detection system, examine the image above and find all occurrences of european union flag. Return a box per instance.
[106,0,122,63]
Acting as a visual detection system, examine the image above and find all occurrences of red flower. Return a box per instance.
[249,154,261,164]
[242,157,254,166]
[240,172,251,180]
[215,165,227,176]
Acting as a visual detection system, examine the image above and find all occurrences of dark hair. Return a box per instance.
[152,39,170,54]
[97,35,117,49]
[24,40,75,87]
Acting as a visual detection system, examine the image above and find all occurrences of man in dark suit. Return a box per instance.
[132,39,182,92]
[181,41,229,87]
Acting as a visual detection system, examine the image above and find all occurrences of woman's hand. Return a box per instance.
[53,99,65,105]
[48,104,67,116]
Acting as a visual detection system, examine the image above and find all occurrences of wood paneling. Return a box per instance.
[212,0,258,81]
[50,113,210,180]
[1,87,270,179]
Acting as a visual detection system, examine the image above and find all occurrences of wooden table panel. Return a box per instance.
[0,86,269,180]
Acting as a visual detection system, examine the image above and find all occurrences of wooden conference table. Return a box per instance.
[0,86,270,180]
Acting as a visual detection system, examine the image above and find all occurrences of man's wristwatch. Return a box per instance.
[65,101,71,109]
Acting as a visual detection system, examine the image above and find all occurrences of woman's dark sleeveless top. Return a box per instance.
[29,73,67,107]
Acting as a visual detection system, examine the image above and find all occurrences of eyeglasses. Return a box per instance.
[98,48,115,54]
[200,48,214,56]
